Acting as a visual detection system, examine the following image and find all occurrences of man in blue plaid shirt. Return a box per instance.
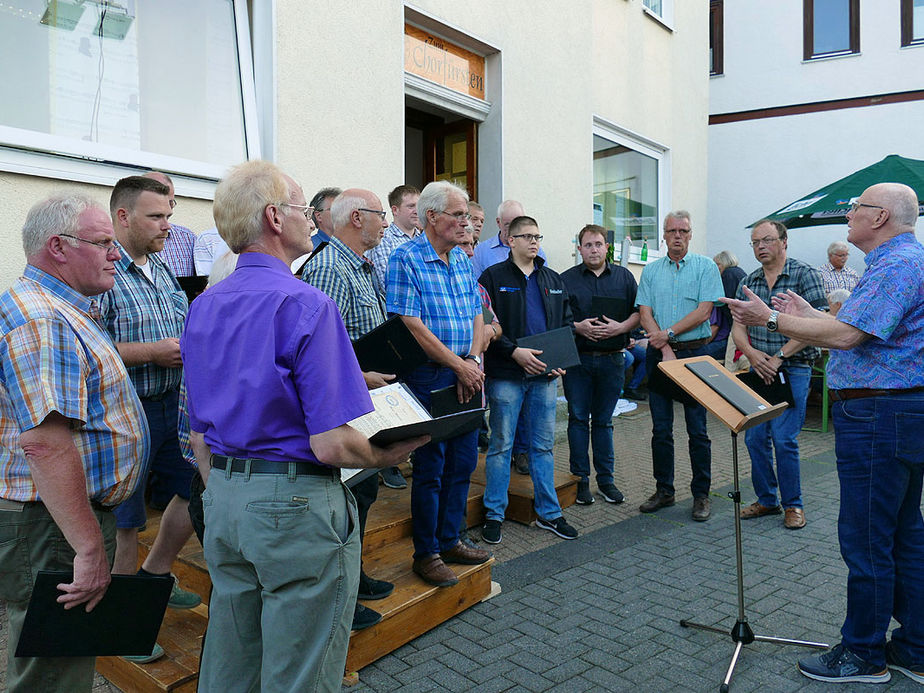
[734,220,827,530]
[387,180,492,588]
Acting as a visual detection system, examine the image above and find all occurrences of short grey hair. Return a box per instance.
[22,194,103,257]
[213,160,292,253]
[331,193,368,232]
[418,181,469,228]
[496,199,524,219]
[713,250,739,270]
[827,288,851,305]
[827,241,848,256]
[663,210,691,230]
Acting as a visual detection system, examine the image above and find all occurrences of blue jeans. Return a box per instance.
[834,392,924,668]
[704,338,728,363]
[563,352,625,486]
[744,363,811,508]
[512,407,531,455]
[646,346,711,498]
[403,364,479,558]
[484,377,562,522]
[624,344,647,389]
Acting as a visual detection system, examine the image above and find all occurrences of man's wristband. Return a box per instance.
[774,348,785,359]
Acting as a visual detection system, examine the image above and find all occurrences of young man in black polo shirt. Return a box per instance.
[561,224,639,505]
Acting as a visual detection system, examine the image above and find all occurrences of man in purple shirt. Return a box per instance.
[724,183,924,686]
[181,161,424,692]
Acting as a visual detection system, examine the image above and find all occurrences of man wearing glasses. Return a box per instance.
[733,220,827,530]
[724,183,924,685]
[636,211,724,522]
[818,240,860,294]
[308,186,342,249]
[478,216,579,544]
[387,180,492,587]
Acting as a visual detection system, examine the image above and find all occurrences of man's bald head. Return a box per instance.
[868,183,919,229]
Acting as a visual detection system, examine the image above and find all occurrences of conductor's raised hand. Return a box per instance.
[719,285,772,327]
[771,289,814,318]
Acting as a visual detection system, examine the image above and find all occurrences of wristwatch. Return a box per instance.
[464,354,482,365]
[666,328,676,342]
[766,310,779,333]
[774,348,785,359]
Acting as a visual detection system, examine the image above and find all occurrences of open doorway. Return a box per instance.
[406,102,477,199]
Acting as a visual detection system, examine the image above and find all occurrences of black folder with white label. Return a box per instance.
[685,360,768,416]
[15,571,172,657]
[517,326,581,376]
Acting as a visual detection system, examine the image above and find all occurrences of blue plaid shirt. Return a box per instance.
[99,245,188,397]
[386,232,482,357]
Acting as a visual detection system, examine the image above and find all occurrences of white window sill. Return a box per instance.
[642,6,674,33]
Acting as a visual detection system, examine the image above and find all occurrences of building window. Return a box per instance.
[803,0,860,60]
[901,0,924,46]
[710,1,724,75]
[593,133,662,251]
[642,0,674,27]
[0,0,258,181]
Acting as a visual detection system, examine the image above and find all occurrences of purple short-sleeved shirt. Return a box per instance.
[828,233,924,390]
[180,252,372,463]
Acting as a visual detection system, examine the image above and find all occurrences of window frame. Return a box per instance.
[901,0,924,47]
[592,116,670,258]
[710,1,724,76]
[642,0,675,31]
[0,0,260,195]
[803,0,860,61]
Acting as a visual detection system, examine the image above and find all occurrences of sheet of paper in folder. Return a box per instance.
[342,383,431,484]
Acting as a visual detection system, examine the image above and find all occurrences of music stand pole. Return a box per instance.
[657,356,829,692]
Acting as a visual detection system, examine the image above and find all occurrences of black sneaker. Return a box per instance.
[598,484,625,504]
[380,466,407,489]
[357,572,394,601]
[482,519,502,544]
[351,603,382,632]
[536,515,578,540]
[575,480,594,505]
[798,643,890,684]
[886,640,924,684]
[513,453,529,475]
[623,388,647,401]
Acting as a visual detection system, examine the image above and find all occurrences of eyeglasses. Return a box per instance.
[664,228,691,236]
[749,236,781,248]
[438,210,472,222]
[280,202,314,220]
[58,233,118,252]
[358,208,388,221]
[847,198,884,214]
[511,233,543,243]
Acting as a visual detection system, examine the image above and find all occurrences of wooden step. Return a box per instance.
[96,604,207,693]
[137,513,210,606]
[347,535,494,672]
[468,457,579,525]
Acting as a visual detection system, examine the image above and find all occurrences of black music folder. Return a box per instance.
[737,370,795,407]
[518,326,581,376]
[176,275,208,304]
[352,315,428,378]
[369,409,484,446]
[685,360,769,416]
[15,571,172,657]
[589,296,631,350]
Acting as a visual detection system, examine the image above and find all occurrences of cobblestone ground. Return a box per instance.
[3,398,919,692]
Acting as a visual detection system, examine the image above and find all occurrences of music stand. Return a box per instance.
[658,355,828,692]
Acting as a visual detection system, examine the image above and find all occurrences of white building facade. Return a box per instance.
[708,0,924,276]
[0,0,710,289]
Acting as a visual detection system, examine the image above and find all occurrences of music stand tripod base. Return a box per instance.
[657,357,829,692]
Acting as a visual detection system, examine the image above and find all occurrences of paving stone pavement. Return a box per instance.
[2,397,921,692]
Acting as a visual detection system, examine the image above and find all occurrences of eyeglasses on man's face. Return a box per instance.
[58,233,119,253]
[358,208,388,221]
[511,233,543,243]
[847,197,885,214]
[280,202,314,220]
[663,228,691,236]
[438,210,472,222]
[749,236,782,248]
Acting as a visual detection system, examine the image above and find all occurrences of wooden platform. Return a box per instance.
[101,460,574,690]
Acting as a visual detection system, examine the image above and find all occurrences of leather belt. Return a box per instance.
[829,386,924,402]
[670,337,711,351]
[210,454,337,478]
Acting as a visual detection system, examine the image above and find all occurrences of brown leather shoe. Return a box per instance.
[412,555,459,587]
[440,541,492,565]
[740,501,783,519]
[692,496,711,522]
[639,490,675,513]
[784,507,806,530]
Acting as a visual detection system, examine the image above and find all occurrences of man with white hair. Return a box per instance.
[471,199,547,277]
[182,161,425,691]
[818,240,860,294]
[725,183,924,685]
[0,195,148,691]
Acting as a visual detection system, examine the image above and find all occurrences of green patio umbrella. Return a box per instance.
[751,154,924,228]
